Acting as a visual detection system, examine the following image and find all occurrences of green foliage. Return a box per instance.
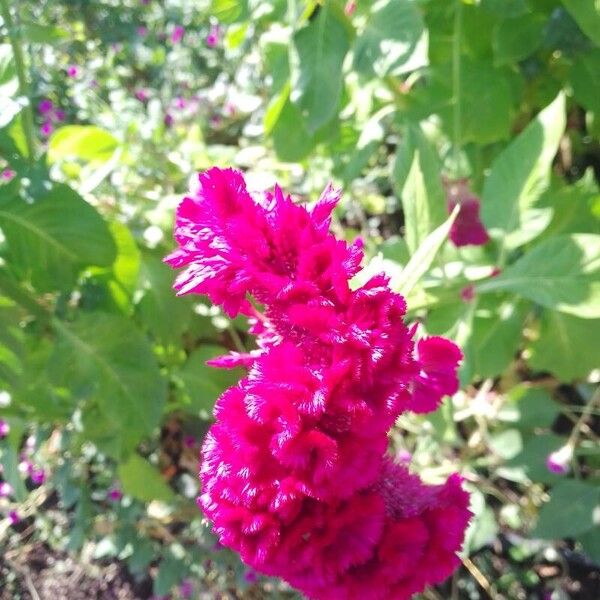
[0,0,599,597]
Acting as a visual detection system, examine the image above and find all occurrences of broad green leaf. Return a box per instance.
[463,489,498,553]
[353,0,427,77]
[0,184,116,291]
[492,14,546,65]
[51,313,166,458]
[137,255,194,343]
[533,480,599,539]
[271,87,316,162]
[395,205,458,296]
[472,296,526,378]
[481,0,529,17]
[489,429,523,460]
[561,0,600,45]
[527,311,600,381]
[393,125,446,255]
[502,434,567,485]
[569,49,600,115]
[154,550,188,596]
[210,0,249,23]
[21,22,67,43]
[291,2,349,132]
[481,93,565,249]
[118,453,174,503]
[477,234,600,318]
[498,385,560,432]
[108,222,141,313]
[48,126,119,164]
[178,345,242,415]
[0,44,18,97]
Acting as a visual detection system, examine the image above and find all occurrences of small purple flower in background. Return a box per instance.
[54,109,66,122]
[1,168,15,182]
[174,96,186,110]
[8,511,20,526]
[40,121,54,138]
[179,580,194,599]
[460,284,476,303]
[244,570,259,584]
[546,445,572,475]
[38,98,54,115]
[66,65,79,78]
[18,459,32,475]
[24,435,36,453]
[135,88,150,102]
[0,482,13,497]
[444,178,490,248]
[396,449,412,465]
[164,113,174,127]
[0,419,9,438]
[344,1,357,16]
[171,24,185,44]
[183,435,196,449]
[30,468,46,486]
[107,487,123,502]
[206,23,220,48]
[137,26,148,37]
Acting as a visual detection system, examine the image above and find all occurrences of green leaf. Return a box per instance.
[463,489,498,553]
[561,0,600,45]
[271,86,317,162]
[569,49,600,115]
[154,550,188,596]
[498,385,560,432]
[472,296,526,378]
[0,184,116,291]
[210,0,249,23]
[533,480,599,540]
[21,22,67,43]
[178,345,242,415]
[353,0,427,77]
[48,126,119,164]
[107,222,141,313]
[527,311,600,381]
[0,44,18,97]
[118,453,174,503]
[291,2,350,132]
[477,234,600,318]
[393,125,447,254]
[51,313,166,458]
[395,205,458,296]
[492,14,546,65]
[481,93,565,249]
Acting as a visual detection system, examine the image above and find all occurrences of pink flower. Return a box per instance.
[30,468,46,486]
[38,98,54,115]
[107,487,123,502]
[0,420,10,438]
[54,109,66,122]
[445,179,489,247]
[344,1,357,16]
[179,580,194,598]
[460,284,476,303]
[135,88,150,102]
[166,168,470,600]
[8,510,20,526]
[137,26,148,37]
[164,113,174,127]
[40,121,53,138]
[174,96,186,110]
[206,24,220,48]
[171,24,185,44]
[0,482,13,497]
[66,65,79,78]
[183,435,197,449]
[546,446,572,475]
[1,168,15,182]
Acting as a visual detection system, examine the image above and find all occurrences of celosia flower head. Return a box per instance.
[167,168,471,599]
[171,24,185,44]
[444,178,489,247]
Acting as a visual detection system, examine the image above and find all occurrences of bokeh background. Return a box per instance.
[0,1,599,599]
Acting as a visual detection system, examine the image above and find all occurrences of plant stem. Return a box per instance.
[452,0,462,176]
[0,0,36,162]
[567,387,600,449]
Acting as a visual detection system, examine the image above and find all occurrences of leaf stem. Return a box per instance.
[452,0,462,176]
[0,0,36,162]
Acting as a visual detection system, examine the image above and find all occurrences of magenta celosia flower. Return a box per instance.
[38,98,54,115]
[166,168,470,600]
[171,24,185,44]
[179,579,194,598]
[107,487,123,502]
[445,179,489,247]
[66,65,79,78]
[206,24,220,48]
[0,420,10,439]
[8,510,20,526]
[30,468,46,486]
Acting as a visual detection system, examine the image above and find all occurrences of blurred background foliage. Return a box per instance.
[0,0,599,598]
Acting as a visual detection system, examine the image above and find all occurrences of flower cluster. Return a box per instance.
[166,168,471,599]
